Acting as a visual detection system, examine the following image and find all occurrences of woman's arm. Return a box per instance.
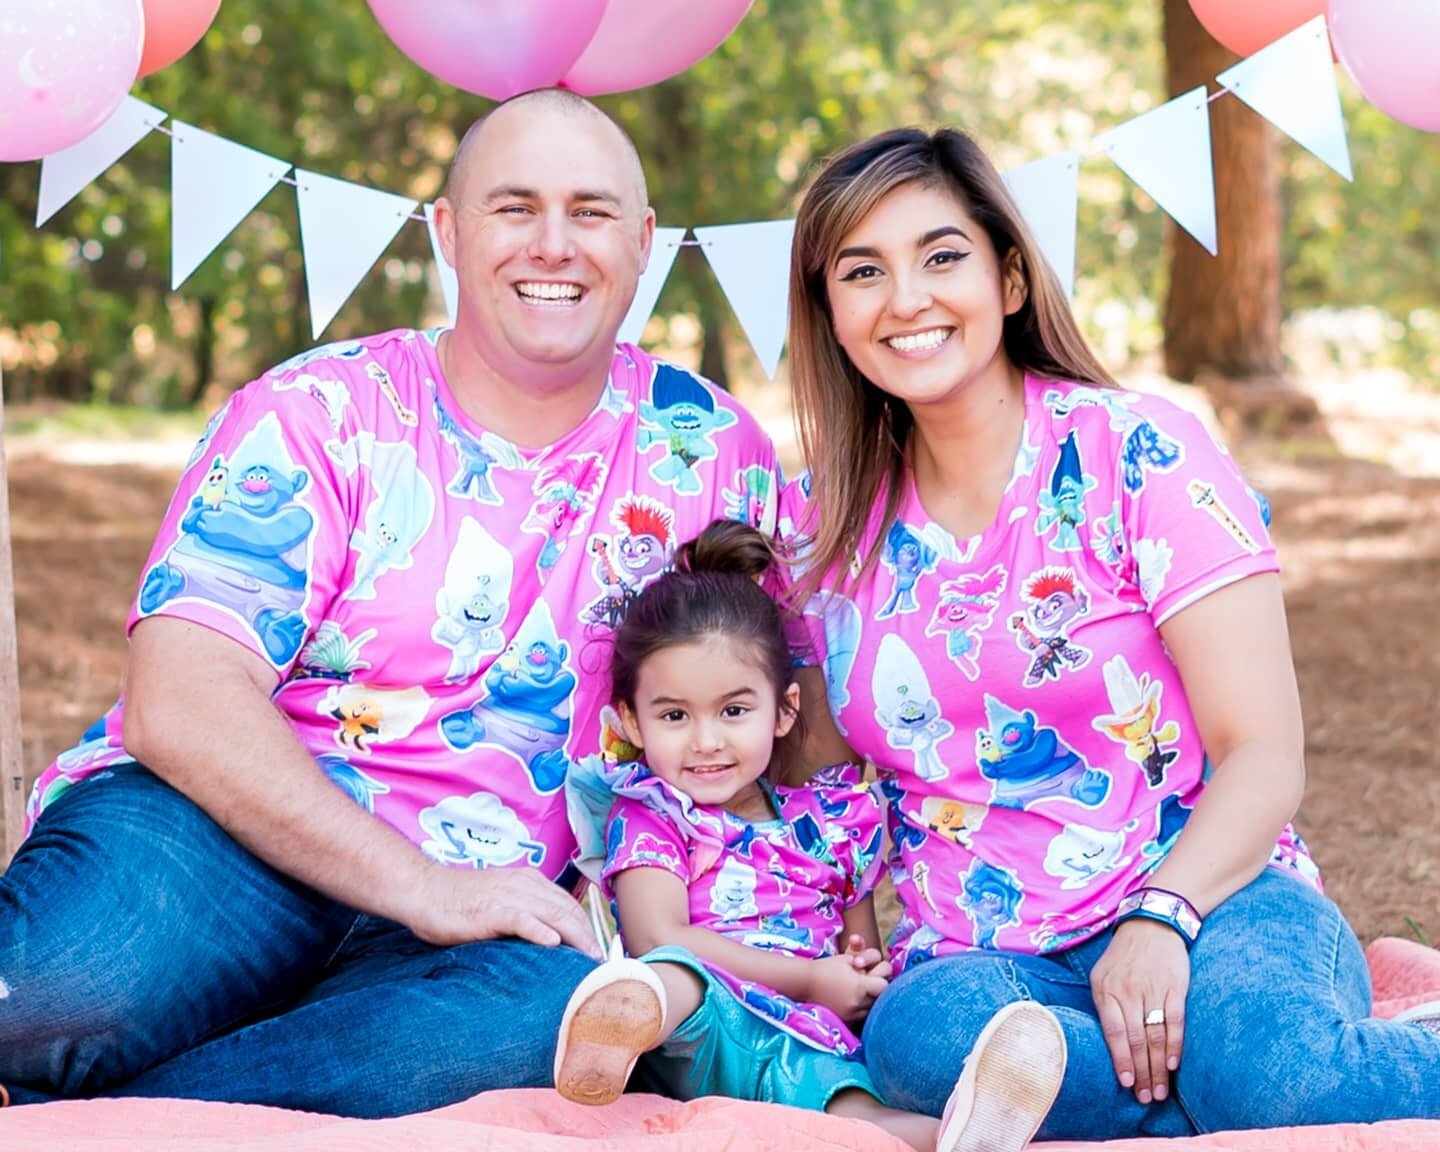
[613,865,887,1022]
[1146,571,1306,913]
[1091,572,1305,1105]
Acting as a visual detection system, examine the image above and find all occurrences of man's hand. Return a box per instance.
[806,952,890,1025]
[1091,918,1190,1106]
[405,865,602,959]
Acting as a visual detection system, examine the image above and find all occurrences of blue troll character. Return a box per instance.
[722,464,774,527]
[880,778,929,853]
[1119,419,1184,495]
[958,859,1023,949]
[975,695,1110,810]
[434,393,526,504]
[1141,792,1195,864]
[1035,432,1097,552]
[636,365,738,495]
[789,811,839,866]
[804,591,861,718]
[139,414,314,665]
[878,520,939,618]
[438,606,576,794]
[317,754,391,814]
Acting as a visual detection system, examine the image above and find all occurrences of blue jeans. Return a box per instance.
[863,868,1440,1139]
[0,764,597,1116]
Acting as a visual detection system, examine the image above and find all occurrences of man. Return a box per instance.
[0,89,785,1117]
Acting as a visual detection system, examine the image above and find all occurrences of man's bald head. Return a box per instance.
[445,89,648,211]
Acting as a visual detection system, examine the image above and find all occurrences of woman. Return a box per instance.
[781,126,1440,1140]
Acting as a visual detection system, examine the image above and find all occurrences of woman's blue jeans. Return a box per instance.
[0,764,597,1116]
[863,868,1440,1139]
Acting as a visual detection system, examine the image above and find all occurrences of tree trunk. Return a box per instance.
[185,296,218,408]
[1162,0,1284,383]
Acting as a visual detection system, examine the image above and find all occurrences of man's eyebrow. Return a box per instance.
[479,185,624,207]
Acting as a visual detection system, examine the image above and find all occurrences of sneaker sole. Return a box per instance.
[938,1001,1068,1152]
[554,974,665,1106]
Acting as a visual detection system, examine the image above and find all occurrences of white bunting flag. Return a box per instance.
[171,123,289,289]
[37,97,166,226]
[1217,16,1352,182]
[619,227,686,346]
[423,203,461,325]
[295,170,418,340]
[1096,87,1218,256]
[1003,151,1081,298]
[693,220,795,379]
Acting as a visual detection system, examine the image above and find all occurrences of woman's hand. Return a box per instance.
[807,948,891,1025]
[1090,918,1190,1106]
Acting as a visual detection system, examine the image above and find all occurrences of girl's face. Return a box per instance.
[826,181,1025,412]
[619,634,799,816]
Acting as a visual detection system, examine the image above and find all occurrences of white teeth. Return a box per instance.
[886,329,948,353]
[516,282,582,302]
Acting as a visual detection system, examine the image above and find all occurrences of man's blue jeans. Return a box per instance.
[863,868,1440,1139]
[0,764,597,1116]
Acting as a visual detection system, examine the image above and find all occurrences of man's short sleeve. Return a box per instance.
[127,377,354,677]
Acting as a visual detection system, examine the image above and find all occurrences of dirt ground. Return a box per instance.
[4,371,1438,946]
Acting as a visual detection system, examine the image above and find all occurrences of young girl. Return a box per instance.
[557,518,1066,1152]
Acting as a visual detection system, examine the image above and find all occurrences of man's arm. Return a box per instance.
[123,616,598,955]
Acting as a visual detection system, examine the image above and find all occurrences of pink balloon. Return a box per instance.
[138,0,222,78]
[1187,0,1327,57]
[366,0,608,101]
[1330,0,1440,132]
[561,0,753,97]
[0,0,145,163]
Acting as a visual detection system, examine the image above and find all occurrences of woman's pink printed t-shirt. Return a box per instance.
[786,377,1320,971]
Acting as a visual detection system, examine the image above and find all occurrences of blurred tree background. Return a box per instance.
[0,0,1436,407]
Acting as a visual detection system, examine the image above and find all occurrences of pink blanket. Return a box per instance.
[4,938,1436,1151]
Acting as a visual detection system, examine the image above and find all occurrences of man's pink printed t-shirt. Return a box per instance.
[28,328,783,883]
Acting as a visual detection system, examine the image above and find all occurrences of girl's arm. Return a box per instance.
[613,865,888,1022]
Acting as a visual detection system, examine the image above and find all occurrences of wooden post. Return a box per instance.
[0,365,24,866]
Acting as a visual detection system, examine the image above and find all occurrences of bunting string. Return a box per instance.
[22,16,1350,373]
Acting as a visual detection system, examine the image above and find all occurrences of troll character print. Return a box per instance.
[522,452,609,577]
[636,365,737,495]
[878,520,940,618]
[925,563,1008,680]
[1035,432,1097,552]
[1092,655,1181,788]
[1008,566,1092,687]
[584,496,675,629]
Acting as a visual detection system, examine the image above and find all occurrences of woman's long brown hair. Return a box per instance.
[788,127,1116,598]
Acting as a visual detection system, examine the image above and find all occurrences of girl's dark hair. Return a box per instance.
[611,518,804,783]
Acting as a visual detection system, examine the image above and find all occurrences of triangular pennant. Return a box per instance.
[618,227,686,346]
[36,97,166,227]
[1002,151,1081,298]
[295,170,418,340]
[693,220,795,379]
[171,123,290,289]
[1095,87,1217,256]
[423,203,460,326]
[1217,16,1352,182]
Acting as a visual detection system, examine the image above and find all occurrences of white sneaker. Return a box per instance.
[553,948,667,1107]
[936,1000,1067,1152]
[1392,999,1440,1036]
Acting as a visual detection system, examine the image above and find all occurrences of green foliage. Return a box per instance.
[0,0,1433,404]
